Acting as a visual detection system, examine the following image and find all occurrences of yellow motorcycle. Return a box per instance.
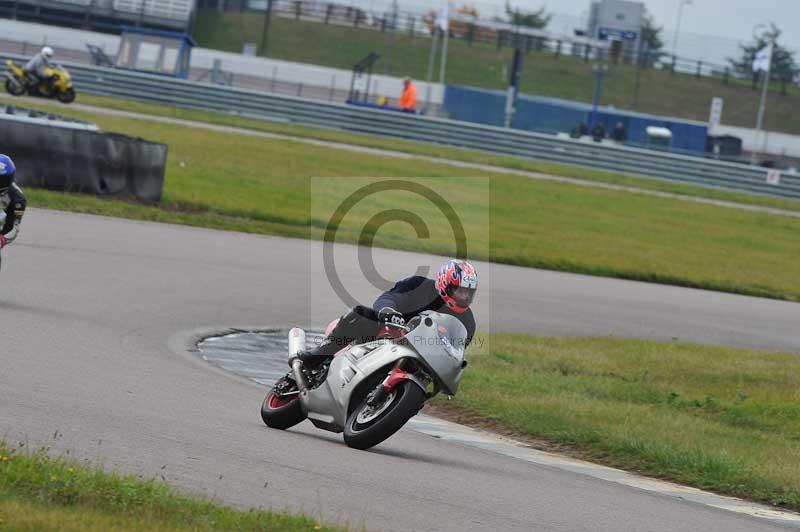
[4,60,76,103]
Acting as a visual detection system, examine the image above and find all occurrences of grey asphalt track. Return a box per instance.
[1,209,798,532]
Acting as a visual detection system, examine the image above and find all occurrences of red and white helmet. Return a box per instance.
[436,259,478,314]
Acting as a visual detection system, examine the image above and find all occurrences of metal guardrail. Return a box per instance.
[5,55,800,201]
[1,104,99,130]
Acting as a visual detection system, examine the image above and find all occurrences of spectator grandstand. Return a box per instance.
[0,0,195,32]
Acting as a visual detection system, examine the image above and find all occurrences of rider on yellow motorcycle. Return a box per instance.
[24,46,55,92]
[5,46,75,103]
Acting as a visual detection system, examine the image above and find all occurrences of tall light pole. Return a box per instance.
[589,63,609,130]
[438,0,450,85]
[260,0,274,56]
[423,28,440,115]
[671,0,692,59]
[752,23,773,162]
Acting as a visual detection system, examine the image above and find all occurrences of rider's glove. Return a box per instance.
[378,307,405,327]
[0,235,7,248]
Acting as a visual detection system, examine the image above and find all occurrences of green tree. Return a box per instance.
[729,23,796,91]
[640,14,664,63]
[504,2,551,29]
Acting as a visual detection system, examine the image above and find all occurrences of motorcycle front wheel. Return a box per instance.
[57,88,76,103]
[344,380,424,450]
[4,79,24,96]
[260,375,306,430]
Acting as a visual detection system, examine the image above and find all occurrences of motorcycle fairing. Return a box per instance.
[300,311,467,432]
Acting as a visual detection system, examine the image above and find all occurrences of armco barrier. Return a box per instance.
[2,102,98,130]
[3,54,800,201]
[0,116,166,201]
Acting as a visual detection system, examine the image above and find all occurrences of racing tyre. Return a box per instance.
[5,79,24,96]
[57,88,76,103]
[344,380,424,450]
[260,389,305,430]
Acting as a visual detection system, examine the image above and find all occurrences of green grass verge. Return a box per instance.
[0,442,339,531]
[10,92,800,216]
[73,94,800,214]
[451,334,800,510]
[194,10,800,134]
[6,95,800,301]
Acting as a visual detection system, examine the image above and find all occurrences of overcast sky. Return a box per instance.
[519,0,800,49]
[377,1,800,47]
[373,0,800,63]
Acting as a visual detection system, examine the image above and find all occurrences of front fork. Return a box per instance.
[367,358,426,407]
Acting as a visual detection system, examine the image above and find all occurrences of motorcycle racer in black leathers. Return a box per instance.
[0,155,27,267]
[296,259,478,366]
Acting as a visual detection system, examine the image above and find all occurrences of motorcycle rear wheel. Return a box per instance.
[57,88,76,103]
[260,386,305,430]
[4,79,24,96]
[344,380,424,450]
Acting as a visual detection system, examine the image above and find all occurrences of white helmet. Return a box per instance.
[41,46,54,59]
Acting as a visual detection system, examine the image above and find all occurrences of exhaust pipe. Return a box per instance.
[288,327,309,393]
[291,359,309,393]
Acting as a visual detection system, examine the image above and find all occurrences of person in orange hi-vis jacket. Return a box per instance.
[398,77,417,113]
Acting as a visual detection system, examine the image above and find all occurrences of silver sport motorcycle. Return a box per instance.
[260,311,469,450]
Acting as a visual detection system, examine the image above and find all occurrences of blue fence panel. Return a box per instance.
[443,85,709,154]
[514,99,587,135]
[442,86,506,127]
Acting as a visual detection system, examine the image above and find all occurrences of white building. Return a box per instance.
[586,0,644,59]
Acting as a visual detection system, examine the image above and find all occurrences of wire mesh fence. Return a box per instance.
[190,0,800,134]
[4,0,800,134]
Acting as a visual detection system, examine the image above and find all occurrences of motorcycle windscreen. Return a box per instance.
[408,312,468,396]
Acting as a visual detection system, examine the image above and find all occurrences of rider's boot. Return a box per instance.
[24,75,38,92]
[294,306,380,368]
[295,336,342,367]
